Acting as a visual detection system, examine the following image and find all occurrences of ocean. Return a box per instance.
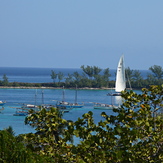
[0,67,149,83]
[0,67,144,136]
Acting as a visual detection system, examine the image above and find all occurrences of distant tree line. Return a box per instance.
[0,65,163,89]
[50,65,163,89]
[125,65,163,89]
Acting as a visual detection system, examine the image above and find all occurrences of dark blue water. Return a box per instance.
[0,67,81,83]
[0,67,150,83]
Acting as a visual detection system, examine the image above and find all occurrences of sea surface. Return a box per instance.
[0,67,150,83]
[0,67,144,136]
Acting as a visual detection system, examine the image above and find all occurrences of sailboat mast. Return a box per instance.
[35,89,37,105]
[75,85,77,104]
[62,86,65,102]
[42,90,44,104]
[126,71,132,90]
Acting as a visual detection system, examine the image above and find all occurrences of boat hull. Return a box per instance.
[94,106,114,110]
[0,101,6,106]
[107,93,121,96]
[94,103,119,110]
[13,111,28,116]
[56,104,84,108]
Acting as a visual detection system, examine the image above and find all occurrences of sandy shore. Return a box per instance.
[0,86,114,90]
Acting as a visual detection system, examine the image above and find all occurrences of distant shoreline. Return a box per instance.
[0,86,114,90]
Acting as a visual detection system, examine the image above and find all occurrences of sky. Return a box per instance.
[0,1,163,70]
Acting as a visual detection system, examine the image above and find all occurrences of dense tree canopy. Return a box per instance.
[149,65,163,79]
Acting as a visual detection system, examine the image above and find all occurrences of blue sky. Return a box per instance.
[0,1,163,70]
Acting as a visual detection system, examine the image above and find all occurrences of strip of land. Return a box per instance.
[0,86,113,90]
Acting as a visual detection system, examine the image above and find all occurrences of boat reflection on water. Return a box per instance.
[115,96,123,106]
[93,95,121,110]
[0,107,4,113]
[0,101,6,113]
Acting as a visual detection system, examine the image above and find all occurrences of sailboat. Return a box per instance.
[56,86,84,109]
[13,103,39,116]
[94,55,125,110]
[108,55,126,96]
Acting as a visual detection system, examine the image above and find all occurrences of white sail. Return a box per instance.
[115,55,126,92]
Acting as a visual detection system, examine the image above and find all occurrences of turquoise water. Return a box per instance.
[0,88,141,135]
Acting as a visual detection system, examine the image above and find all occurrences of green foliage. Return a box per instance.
[79,65,111,88]
[73,71,82,82]
[132,70,143,88]
[81,65,94,79]
[125,67,133,81]
[4,126,15,136]
[103,68,111,87]
[93,66,102,76]
[24,107,73,161]
[149,65,163,79]
[65,73,74,85]
[0,128,50,162]
[2,74,8,86]
[3,85,163,162]
[51,70,57,82]
[63,85,163,162]
[58,71,64,83]
[21,85,163,162]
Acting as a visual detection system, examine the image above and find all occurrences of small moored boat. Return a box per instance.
[0,101,6,106]
[56,86,84,109]
[108,55,126,96]
[13,103,38,116]
[13,108,29,116]
[94,103,119,110]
